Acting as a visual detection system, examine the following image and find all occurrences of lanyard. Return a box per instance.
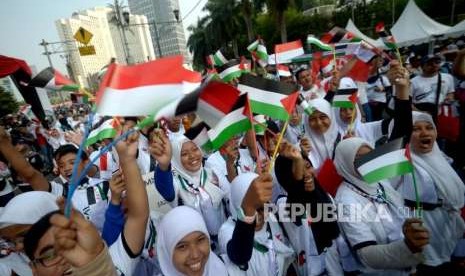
[253,223,279,276]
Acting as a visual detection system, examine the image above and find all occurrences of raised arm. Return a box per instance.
[149,129,175,201]
[115,133,149,256]
[0,126,49,191]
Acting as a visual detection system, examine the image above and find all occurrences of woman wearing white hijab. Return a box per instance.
[333,77,412,147]
[157,206,228,276]
[303,98,341,170]
[393,111,465,274]
[218,172,295,276]
[334,137,430,275]
[153,134,227,237]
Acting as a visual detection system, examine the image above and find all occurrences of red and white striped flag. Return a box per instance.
[96,56,201,116]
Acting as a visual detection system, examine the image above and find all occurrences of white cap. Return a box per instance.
[338,77,358,90]
[0,192,59,229]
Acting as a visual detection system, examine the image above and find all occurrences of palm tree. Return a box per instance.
[240,0,255,42]
[187,17,212,70]
[266,0,293,43]
[204,0,242,57]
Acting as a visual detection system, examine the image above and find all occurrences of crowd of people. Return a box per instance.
[0,37,465,276]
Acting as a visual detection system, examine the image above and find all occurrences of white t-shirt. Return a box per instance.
[49,178,109,222]
[367,75,391,103]
[300,85,325,101]
[109,233,139,276]
[89,150,119,181]
[410,73,455,104]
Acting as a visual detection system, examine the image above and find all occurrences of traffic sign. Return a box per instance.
[78,45,96,56]
[74,27,93,45]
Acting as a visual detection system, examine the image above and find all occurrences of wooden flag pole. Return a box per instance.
[268,119,289,173]
[407,144,422,217]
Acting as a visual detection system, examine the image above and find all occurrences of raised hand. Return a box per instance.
[299,137,312,156]
[109,170,125,205]
[403,218,429,253]
[64,130,83,145]
[241,173,273,216]
[149,129,171,171]
[115,132,139,162]
[0,126,11,144]
[387,60,410,100]
[279,140,302,161]
[50,197,104,268]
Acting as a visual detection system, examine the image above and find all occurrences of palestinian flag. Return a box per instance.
[355,138,413,184]
[277,64,291,77]
[29,67,79,91]
[321,27,361,44]
[332,89,358,108]
[218,59,243,83]
[137,80,205,129]
[307,36,333,51]
[208,94,252,150]
[248,39,268,67]
[237,74,299,121]
[210,50,228,67]
[297,94,315,115]
[196,81,242,128]
[375,22,396,50]
[96,55,201,117]
[274,40,304,64]
[239,57,251,73]
[184,122,213,152]
[85,119,119,147]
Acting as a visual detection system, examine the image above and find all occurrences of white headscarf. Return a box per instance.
[220,173,294,275]
[171,136,202,187]
[334,105,362,136]
[410,111,465,211]
[303,99,341,169]
[334,137,405,243]
[334,137,378,194]
[156,206,228,276]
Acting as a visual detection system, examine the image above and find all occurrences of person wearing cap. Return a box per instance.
[0,191,59,276]
[410,54,456,119]
[367,56,392,121]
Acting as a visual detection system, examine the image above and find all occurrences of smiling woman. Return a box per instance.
[157,206,228,276]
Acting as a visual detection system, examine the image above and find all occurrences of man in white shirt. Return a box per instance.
[295,68,325,100]
[410,54,455,119]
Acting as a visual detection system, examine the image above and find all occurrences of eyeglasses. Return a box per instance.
[32,248,63,267]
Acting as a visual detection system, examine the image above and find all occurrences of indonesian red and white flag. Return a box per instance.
[96,56,201,116]
[274,40,304,64]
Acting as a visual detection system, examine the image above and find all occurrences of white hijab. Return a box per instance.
[220,173,294,275]
[410,111,465,211]
[157,206,228,276]
[334,137,404,207]
[171,136,202,187]
[334,105,362,136]
[303,99,341,169]
[334,137,405,242]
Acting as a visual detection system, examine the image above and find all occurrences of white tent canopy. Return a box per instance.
[391,0,451,47]
[345,19,385,49]
[445,19,465,38]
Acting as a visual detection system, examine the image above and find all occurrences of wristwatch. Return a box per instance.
[237,207,257,224]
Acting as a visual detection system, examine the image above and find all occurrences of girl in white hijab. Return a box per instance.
[334,137,429,276]
[169,135,227,236]
[156,206,228,276]
[218,173,295,276]
[393,111,465,272]
[303,98,341,170]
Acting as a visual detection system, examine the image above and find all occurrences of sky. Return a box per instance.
[0,0,207,74]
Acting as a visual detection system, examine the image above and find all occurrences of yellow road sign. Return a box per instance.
[78,45,96,56]
[74,27,93,45]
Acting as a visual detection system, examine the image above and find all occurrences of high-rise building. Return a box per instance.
[128,0,189,62]
[56,7,155,88]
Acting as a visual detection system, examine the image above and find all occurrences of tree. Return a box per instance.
[266,0,294,43]
[0,87,19,118]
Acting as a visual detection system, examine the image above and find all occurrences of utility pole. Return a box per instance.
[392,0,395,26]
[451,0,456,25]
[39,39,65,103]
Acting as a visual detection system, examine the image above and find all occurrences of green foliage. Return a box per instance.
[0,87,19,118]
[188,0,464,69]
